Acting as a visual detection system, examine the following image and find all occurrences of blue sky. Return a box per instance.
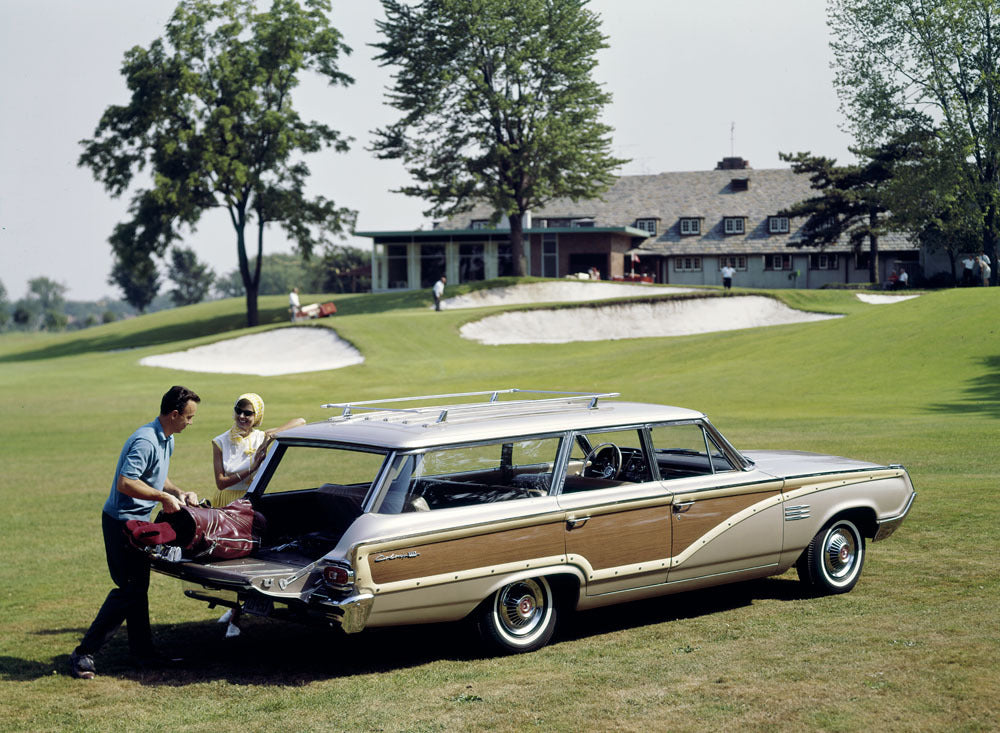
[0,0,852,301]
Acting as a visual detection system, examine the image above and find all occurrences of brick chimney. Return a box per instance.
[716,156,750,170]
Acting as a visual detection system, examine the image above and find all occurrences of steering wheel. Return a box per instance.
[583,443,622,480]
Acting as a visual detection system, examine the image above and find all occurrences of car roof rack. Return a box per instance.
[321,388,620,423]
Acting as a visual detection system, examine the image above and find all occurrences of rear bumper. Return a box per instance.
[311,591,374,634]
[873,491,916,542]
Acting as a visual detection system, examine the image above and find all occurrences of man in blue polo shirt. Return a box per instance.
[69,386,202,679]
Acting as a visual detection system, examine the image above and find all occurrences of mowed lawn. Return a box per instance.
[0,283,996,732]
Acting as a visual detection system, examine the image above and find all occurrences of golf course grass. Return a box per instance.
[0,281,996,732]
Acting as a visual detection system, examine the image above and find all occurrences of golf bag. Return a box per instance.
[126,498,267,561]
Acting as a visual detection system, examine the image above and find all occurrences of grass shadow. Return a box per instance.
[17,577,814,685]
[926,354,1000,418]
[0,309,289,363]
[559,576,807,644]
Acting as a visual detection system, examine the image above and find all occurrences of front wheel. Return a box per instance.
[477,577,557,654]
[797,518,866,594]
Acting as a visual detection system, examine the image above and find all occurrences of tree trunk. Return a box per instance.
[234,209,259,328]
[244,280,259,328]
[868,212,879,285]
[509,213,527,277]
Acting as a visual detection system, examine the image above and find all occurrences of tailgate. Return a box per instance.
[150,549,316,596]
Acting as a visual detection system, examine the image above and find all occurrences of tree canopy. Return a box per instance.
[79,0,356,325]
[167,246,215,306]
[829,0,1000,282]
[780,137,923,284]
[372,0,627,275]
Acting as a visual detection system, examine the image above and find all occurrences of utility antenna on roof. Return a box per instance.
[730,121,735,158]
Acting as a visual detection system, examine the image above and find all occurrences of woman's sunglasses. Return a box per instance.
[235,408,255,418]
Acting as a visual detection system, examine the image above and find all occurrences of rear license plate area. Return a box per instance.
[243,596,274,617]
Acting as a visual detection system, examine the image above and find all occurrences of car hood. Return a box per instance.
[742,450,887,479]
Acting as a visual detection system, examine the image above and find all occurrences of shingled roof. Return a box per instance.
[437,168,917,256]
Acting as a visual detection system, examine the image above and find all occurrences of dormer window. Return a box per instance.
[679,217,701,235]
[723,217,746,235]
[470,219,489,230]
[769,216,790,234]
[635,218,659,235]
[572,218,595,228]
[730,178,750,192]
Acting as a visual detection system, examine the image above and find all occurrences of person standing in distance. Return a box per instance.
[720,263,735,291]
[433,275,447,311]
[69,386,202,679]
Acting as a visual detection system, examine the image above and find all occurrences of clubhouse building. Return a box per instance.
[358,157,936,291]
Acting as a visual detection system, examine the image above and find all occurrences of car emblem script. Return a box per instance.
[373,550,420,563]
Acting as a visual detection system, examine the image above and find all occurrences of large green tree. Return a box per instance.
[780,137,922,284]
[829,0,1000,283]
[372,0,627,276]
[880,129,982,282]
[79,0,356,326]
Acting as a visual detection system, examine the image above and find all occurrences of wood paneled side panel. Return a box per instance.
[566,506,670,571]
[368,522,564,585]
[671,491,780,555]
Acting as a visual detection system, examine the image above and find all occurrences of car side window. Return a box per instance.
[561,428,652,492]
[377,436,562,513]
[648,423,734,479]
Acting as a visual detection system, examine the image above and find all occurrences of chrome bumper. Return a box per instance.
[312,591,374,634]
[873,491,916,542]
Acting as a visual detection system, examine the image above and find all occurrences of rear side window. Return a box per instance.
[648,423,734,479]
[377,437,562,513]
[260,445,387,496]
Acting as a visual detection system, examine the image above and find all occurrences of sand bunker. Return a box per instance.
[139,326,364,376]
[442,281,694,309]
[459,295,841,345]
[138,285,847,372]
[855,293,920,304]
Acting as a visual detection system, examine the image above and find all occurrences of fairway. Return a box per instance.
[1,282,997,732]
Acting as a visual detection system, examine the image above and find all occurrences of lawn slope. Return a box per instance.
[0,284,996,732]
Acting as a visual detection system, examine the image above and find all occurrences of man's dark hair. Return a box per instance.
[160,385,201,415]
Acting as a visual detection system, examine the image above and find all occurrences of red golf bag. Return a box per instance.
[126,498,267,561]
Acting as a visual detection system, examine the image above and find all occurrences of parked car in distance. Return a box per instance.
[151,389,916,654]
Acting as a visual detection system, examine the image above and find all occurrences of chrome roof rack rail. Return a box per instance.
[321,388,619,422]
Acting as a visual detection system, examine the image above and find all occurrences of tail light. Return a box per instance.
[322,563,355,591]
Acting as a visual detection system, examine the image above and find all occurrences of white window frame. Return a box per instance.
[809,253,839,270]
[470,220,488,230]
[723,217,745,235]
[679,218,701,236]
[764,254,793,271]
[674,256,702,272]
[719,256,747,271]
[769,216,790,234]
[635,218,658,235]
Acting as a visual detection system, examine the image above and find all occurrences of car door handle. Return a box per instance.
[566,516,590,530]
[672,501,694,514]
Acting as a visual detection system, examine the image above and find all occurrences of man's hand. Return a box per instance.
[181,491,199,507]
[160,493,183,513]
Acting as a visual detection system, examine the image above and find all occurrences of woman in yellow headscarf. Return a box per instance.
[211,393,304,638]
[210,393,305,509]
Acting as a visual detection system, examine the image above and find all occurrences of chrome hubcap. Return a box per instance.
[824,529,856,579]
[497,580,545,637]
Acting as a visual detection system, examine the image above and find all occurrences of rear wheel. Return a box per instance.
[797,518,865,594]
[477,577,557,653]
